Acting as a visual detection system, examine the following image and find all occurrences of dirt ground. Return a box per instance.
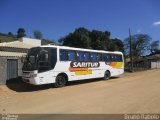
[0,69,160,114]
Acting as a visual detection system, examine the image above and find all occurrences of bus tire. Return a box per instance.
[104,70,110,80]
[55,75,67,88]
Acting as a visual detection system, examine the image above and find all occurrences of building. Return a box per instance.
[0,38,41,85]
[147,53,160,69]
[125,52,160,71]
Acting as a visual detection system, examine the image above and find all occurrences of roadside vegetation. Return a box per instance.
[0,27,160,59]
[0,28,54,45]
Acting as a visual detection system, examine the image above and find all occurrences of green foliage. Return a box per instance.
[89,30,110,50]
[33,30,43,39]
[59,27,124,52]
[0,31,54,44]
[17,28,26,38]
[150,40,159,53]
[109,38,124,52]
[0,32,7,36]
[0,32,17,43]
[1,27,125,53]
[8,32,14,37]
[124,34,151,57]
[59,27,91,48]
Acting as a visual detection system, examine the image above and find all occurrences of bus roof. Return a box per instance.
[38,44,123,54]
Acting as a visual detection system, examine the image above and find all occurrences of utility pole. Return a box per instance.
[129,28,133,72]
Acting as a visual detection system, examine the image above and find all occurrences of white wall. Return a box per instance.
[151,61,160,69]
[19,37,41,47]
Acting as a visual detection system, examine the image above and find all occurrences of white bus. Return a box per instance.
[22,45,124,87]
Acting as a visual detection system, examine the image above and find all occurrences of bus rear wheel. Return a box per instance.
[104,70,110,80]
[55,75,67,88]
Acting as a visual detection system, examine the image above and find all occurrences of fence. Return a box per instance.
[125,61,151,72]
[151,61,160,69]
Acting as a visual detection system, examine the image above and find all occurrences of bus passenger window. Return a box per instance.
[68,51,76,61]
[77,51,84,61]
[111,54,122,62]
[91,53,97,62]
[111,55,115,62]
[84,52,90,61]
[117,55,123,62]
[97,53,102,61]
[103,54,111,62]
[60,50,68,61]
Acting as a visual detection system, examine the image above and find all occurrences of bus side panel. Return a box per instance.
[53,62,106,81]
[53,61,79,81]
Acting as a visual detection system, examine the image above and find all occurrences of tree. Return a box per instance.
[59,27,112,50]
[59,27,91,49]
[59,27,124,52]
[17,28,26,38]
[124,34,151,58]
[33,30,43,39]
[150,40,159,53]
[89,30,110,50]
[109,38,124,52]
[8,32,14,37]
[89,30,104,50]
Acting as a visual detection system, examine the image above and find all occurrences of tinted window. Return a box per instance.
[97,53,102,61]
[111,54,123,62]
[91,53,97,62]
[38,48,50,73]
[112,54,122,62]
[77,51,84,61]
[38,48,57,73]
[103,53,111,62]
[60,50,68,61]
[68,51,76,61]
[84,52,90,61]
[111,55,115,61]
[50,48,57,69]
[117,55,123,62]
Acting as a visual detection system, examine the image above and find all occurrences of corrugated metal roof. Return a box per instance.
[0,51,26,57]
[0,41,33,49]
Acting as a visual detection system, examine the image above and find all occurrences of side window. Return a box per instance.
[68,51,76,61]
[77,51,84,61]
[111,54,122,62]
[60,50,68,61]
[111,55,115,62]
[38,49,50,73]
[91,53,97,62]
[97,53,102,61]
[118,55,123,62]
[103,53,111,62]
[50,48,57,69]
[84,52,90,61]
[116,54,123,62]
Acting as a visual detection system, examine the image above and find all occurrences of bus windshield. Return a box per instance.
[23,47,41,71]
[28,47,41,63]
[23,47,57,72]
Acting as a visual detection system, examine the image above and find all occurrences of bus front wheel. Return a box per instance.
[104,70,110,80]
[55,75,67,88]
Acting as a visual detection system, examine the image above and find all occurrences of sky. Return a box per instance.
[0,0,160,42]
